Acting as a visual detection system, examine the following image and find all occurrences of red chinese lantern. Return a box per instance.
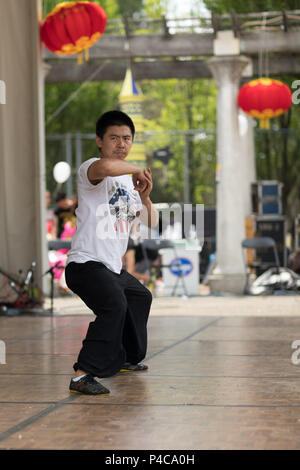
[41,1,107,63]
[238,78,292,129]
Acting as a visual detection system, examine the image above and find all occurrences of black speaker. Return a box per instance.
[251,181,283,215]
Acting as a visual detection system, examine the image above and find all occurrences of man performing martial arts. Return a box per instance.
[65,110,158,395]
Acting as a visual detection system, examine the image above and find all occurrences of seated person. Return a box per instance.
[123,235,161,285]
[289,250,300,275]
[124,237,151,284]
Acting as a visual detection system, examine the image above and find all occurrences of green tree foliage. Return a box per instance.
[43,0,120,18]
[43,0,300,230]
[141,78,217,205]
[43,0,144,195]
[116,0,144,17]
[44,0,217,205]
[254,87,300,225]
[203,0,300,14]
[202,0,300,226]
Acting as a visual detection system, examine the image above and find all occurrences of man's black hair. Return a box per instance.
[55,191,67,203]
[96,110,135,139]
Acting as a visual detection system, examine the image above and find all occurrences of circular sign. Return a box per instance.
[170,258,193,277]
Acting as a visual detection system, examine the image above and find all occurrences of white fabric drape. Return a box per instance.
[0,0,47,287]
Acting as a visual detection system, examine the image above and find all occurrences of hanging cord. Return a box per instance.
[258,12,269,77]
[263,12,269,77]
[46,60,109,126]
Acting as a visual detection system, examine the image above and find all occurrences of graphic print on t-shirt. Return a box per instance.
[108,181,140,235]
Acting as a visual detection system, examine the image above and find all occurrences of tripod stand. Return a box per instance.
[43,262,65,315]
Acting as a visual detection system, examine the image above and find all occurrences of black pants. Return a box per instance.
[65,261,152,378]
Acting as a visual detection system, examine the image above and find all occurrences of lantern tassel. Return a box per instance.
[259,117,270,129]
[77,52,83,65]
[85,48,89,62]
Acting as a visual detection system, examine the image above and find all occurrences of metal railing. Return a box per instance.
[102,10,300,37]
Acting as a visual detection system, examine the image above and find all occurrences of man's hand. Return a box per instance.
[135,168,158,228]
[132,170,148,193]
[137,168,153,202]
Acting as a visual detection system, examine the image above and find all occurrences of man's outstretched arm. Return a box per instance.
[87,158,147,191]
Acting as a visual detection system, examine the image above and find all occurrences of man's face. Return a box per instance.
[96,125,133,160]
[58,198,70,209]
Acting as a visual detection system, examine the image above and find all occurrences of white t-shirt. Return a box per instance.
[67,157,143,274]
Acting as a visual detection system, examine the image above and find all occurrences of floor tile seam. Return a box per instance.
[0,401,65,405]
[146,317,223,360]
[212,325,300,328]
[5,353,76,356]
[190,339,296,341]
[189,339,299,342]
[2,353,290,358]
[64,403,300,408]
[0,315,213,344]
[46,313,94,317]
[0,394,80,444]
[6,338,294,344]
[2,401,300,409]
[2,318,91,345]
[163,355,294,359]
[1,373,300,379]
[4,402,300,409]
[117,374,300,379]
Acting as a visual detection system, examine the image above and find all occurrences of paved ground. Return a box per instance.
[44,291,300,317]
[1,294,300,450]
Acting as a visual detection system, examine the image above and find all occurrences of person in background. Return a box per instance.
[289,250,300,275]
[70,194,78,216]
[45,190,54,240]
[123,237,151,285]
[52,191,76,239]
[123,219,161,286]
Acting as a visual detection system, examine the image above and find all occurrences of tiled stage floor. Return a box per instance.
[1,306,300,449]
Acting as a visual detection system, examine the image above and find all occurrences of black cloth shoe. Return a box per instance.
[120,362,148,372]
[69,374,110,395]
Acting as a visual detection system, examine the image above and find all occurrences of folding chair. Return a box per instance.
[241,237,280,294]
[48,240,72,250]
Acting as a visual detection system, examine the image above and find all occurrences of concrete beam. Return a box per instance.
[43,28,300,63]
[45,60,211,82]
[240,29,300,55]
[45,55,300,83]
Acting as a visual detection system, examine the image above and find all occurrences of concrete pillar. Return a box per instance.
[207,55,251,294]
[0,0,48,292]
[239,111,256,217]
